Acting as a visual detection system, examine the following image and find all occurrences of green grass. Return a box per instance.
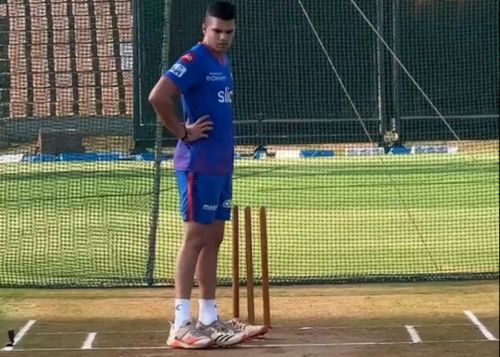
[0,154,498,286]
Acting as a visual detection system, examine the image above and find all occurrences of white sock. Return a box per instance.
[173,299,191,330]
[198,299,218,326]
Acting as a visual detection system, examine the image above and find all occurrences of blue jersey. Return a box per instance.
[164,43,234,176]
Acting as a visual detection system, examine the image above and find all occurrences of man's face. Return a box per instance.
[202,16,236,53]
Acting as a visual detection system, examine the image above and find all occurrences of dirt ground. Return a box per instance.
[0,280,498,356]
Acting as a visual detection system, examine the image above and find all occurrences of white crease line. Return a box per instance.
[81,332,97,350]
[30,323,481,335]
[405,325,422,343]
[35,330,168,335]
[1,339,497,352]
[464,311,498,341]
[1,320,37,351]
[296,323,475,330]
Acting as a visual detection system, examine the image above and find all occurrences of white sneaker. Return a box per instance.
[196,318,246,347]
[166,320,213,349]
[226,318,268,338]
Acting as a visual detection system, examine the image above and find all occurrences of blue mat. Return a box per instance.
[388,146,411,155]
[299,150,335,158]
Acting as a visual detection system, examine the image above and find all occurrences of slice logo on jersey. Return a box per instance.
[180,53,195,63]
[169,63,187,78]
[217,87,233,103]
[222,200,231,209]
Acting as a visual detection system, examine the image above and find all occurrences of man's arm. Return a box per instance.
[148,76,213,142]
[148,76,186,140]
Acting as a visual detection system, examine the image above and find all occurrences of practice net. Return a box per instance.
[0,0,498,287]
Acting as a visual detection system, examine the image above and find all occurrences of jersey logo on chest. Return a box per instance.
[217,87,233,103]
[206,72,227,82]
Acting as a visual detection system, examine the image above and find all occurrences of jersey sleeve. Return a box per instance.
[164,52,203,93]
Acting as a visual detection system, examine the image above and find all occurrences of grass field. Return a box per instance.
[0,154,498,287]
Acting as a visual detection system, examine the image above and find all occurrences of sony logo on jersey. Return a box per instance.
[217,87,232,103]
[206,72,227,82]
[169,63,187,78]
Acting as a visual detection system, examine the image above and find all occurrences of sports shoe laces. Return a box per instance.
[229,318,246,330]
[212,319,237,333]
[181,322,208,338]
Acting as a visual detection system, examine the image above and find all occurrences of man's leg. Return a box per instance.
[173,171,226,327]
[193,219,247,346]
[168,223,215,349]
[195,220,225,325]
[169,171,244,347]
[196,175,231,324]
[196,220,225,299]
[175,221,215,300]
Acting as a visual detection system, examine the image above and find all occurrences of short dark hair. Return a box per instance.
[206,1,236,21]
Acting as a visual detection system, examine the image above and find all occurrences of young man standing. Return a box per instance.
[149,1,251,349]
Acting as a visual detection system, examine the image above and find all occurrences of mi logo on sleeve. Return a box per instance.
[169,63,187,78]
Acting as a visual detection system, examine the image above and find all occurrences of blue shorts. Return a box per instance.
[175,171,232,224]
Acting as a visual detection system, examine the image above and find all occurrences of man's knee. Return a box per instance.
[183,221,225,249]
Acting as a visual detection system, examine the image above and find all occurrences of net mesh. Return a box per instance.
[0,0,149,287]
[0,0,498,287]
